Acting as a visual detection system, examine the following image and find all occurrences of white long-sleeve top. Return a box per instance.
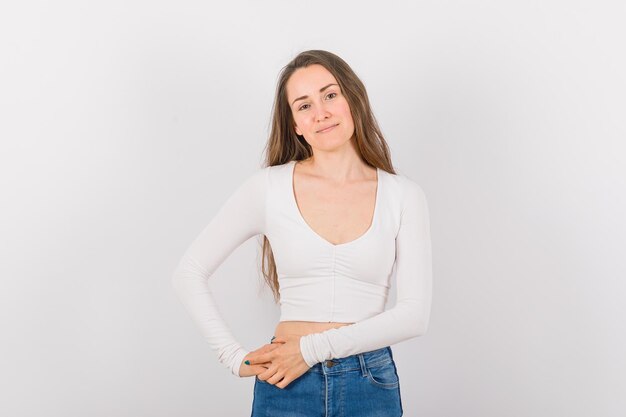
[172,159,432,377]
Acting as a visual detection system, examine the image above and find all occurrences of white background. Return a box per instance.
[1,1,625,416]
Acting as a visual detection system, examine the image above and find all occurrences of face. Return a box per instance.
[286,64,355,152]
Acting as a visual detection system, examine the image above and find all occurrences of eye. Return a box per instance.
[297,92,337,111]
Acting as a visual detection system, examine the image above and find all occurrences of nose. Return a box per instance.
[314,104,331,122]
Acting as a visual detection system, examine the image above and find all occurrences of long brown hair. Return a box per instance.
[258,49,396,303]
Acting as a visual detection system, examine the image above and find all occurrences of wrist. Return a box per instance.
[299,334,321,367]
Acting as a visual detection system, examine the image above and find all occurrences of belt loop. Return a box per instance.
[358,353,367,377]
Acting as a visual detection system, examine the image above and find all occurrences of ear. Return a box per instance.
[294,125,302,136]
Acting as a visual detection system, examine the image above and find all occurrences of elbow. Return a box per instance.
[170,260,193,294]
[170,257,213,302]
[170,256,208,289]
[411,318,429,338]
[404,321,428,340]
[403,302,430,338]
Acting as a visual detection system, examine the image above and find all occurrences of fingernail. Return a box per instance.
[244,360,250,365]
[270,336,276,342]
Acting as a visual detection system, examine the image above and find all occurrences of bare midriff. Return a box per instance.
[273,320,354,339]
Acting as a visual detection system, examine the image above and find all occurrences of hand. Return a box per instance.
[246,334,311,389]
[239,343,282,378]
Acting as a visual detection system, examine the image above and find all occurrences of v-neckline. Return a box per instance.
[288,159,381,248]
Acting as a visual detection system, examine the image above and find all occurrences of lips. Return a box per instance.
[317,123,338,133]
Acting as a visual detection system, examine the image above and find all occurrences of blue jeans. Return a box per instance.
[251,337,403,416]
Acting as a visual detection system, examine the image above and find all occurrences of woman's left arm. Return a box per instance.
[298,178,433,366]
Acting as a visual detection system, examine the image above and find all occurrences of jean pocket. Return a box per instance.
[366,359,400,389]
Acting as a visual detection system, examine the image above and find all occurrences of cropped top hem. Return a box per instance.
[278,316,362,323]
[279,309,385,324]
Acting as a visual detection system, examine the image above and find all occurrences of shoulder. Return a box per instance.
[381,168,427,202]
[386,170,429,223]
[238,165,271,186]
[267,160,295,174]
[235,160,295,192]
[400,175,427,200]
[223,165,271,204]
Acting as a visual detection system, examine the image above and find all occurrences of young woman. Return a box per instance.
[172,49,433,416]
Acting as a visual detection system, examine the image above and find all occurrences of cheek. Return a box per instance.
[292,114,305,130]
[337,101,354,121]
[295,118,311,132]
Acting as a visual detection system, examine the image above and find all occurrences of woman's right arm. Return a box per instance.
[171,166,268,377]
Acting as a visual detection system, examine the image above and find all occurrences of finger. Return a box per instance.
[248,352,272,365]
[252,364,270,373]
[255,344,274,353]
[257,343,280,354]
[276,376,292,389]
[266,371,286,386]
[247,357,272,367]
[256,367,276,381]
[248,345,278,362]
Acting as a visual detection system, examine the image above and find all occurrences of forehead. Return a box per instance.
[286,64,338,98]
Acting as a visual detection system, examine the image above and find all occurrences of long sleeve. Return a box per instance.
[299,178,433,367]
[171,167,268,377]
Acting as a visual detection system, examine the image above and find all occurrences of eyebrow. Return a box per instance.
[291,83,339,107]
